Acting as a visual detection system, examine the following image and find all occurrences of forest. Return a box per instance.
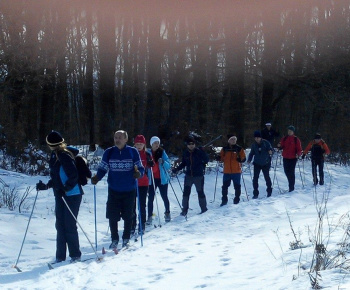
[0,0,350,155]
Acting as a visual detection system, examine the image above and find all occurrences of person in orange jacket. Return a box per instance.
[277,125,302,192]
[302,133,330,185]
[218,135,246,205]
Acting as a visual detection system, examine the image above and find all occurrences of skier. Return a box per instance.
[247,131,273,198]
[36,130,83,263]
[91,130,144,250]
[277,125,302,192]
[131,135,154,234]
[172,135,209,215]
[146,136,171,224]
[302,133,330,185]
[261,122,279,147]
[218,135,246,205]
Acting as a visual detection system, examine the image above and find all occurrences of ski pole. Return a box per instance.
[135,180,143,246]
[94,185,97,251]
[202,135,223,148]
[150,168,162,228]
[241,172,249,201]
[175,174,184,193]
[61,196,102,261]
[163,167,182,209]
[12,189,39,272]
[211,161,220,203]
[272,150,279,188]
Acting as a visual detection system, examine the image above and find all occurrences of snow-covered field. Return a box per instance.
[1,153,350,289]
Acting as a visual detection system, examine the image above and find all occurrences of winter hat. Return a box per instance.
[46,130,64,146]
[287,125,295,132]
[150,136,160,146]
[185,135,196,144]
[314,133,321,140]
[265,122,272,126]
[254,130,262,138]
[134,135,146,144]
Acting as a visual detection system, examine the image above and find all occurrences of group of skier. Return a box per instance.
[35,124,330,264]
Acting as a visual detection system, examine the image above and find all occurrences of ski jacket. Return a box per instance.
[247,139,273,166]
[48,148,81,197]
[303,140,330,160]
[96,145,145,192]
[279,135,302,159]
[177,147,209,177]
[220,144,246,174]
[137,149,151,187]
[261,127,279,145]
[147,147,171,185]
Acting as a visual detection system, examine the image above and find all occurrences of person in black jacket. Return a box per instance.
[261,122,279,147]
[172,136,209,216]
[36,131,83,263]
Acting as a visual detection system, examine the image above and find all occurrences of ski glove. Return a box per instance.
[36,180,48,191]
[91,174,99,185]
[301,154,306,159]
[172,168,178,174]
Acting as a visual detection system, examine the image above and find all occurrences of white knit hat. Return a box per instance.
[150,136,160,146]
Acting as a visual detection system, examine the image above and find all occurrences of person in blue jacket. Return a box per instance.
[91,130,144,250]
[172,136,209,216]
[36,130,83,263]
[247,130,273,199]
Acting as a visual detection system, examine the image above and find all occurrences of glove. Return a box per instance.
[91,174,99,185]
[301,154,306,160]
[172,168,178,174]
[158,158,163,165]
[236,156,241,163]
[133,166,141,179]
[36,180,48,191]
[147,160,154,167]
[215,154,221,161]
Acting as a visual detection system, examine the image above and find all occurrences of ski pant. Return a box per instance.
[253,163,272,197]
[55,194,82,261]
[131,186,148,231]
[311,159,324,184]
[283,158,297,192]
[106,188,136,241]
[182,175,207,212]
[222,173,241,204]
[147,178,170,218]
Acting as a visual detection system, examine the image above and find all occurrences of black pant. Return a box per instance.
[55,194,82,260]
[253,163,272,196]
[283,158,297,191]
[311,159,324,184]
[132,186,148,231]
[148,178,170,217]
[106,188,136,241]
[183,175,207,211]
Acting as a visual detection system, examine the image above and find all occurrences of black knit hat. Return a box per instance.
[314,133,321,139]
[185,135,196,144]
[254,130,262,138]
[46,130,64,146]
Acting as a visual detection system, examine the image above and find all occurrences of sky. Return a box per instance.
[1,151,350,289]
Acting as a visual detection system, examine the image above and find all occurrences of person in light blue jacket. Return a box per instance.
[36,131,82,263]
[247,131,273,199]
[146,136,171,224]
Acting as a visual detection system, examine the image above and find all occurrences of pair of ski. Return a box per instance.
[47,257,97,270]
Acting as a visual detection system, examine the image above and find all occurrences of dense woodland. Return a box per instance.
[0,1,350,155]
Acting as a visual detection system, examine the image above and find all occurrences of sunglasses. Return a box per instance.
[187,142,195,145]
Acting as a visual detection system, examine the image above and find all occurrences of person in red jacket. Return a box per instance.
[277,125,302,192]
[302,133,330,185]
[132,135,154,233]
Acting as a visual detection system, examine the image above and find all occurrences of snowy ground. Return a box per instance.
[1,152,350,289]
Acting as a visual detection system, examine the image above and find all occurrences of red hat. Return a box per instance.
[134,135,146,144]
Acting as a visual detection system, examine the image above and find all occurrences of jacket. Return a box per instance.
[49,149,81,197]
[177,147,209,177]
[220,144,246,174]
[147,148,171,185]
[304,140,330,160]
[279,135,302,159]
[96,145,145,192]
[248,139,273,166]
[137,149,151,187]
[261,127,279,145]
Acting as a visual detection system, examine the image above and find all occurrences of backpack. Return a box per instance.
[65,146,92,186]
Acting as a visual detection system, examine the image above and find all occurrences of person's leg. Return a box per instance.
[147,180,155,219]
[64,194,82,259]
[156,179,170,213]
[182,175,192,215]
[318,160,324,185]
[55,195,67,261]
[106,188,122,243]
[311,159,318,185]
[121,190,136,241]
[221,174,231,206]
[138,186,148,230]
[194,176,207,213]
[232,173,241,204]
[253,165,261,198]
[262,164,272,196]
